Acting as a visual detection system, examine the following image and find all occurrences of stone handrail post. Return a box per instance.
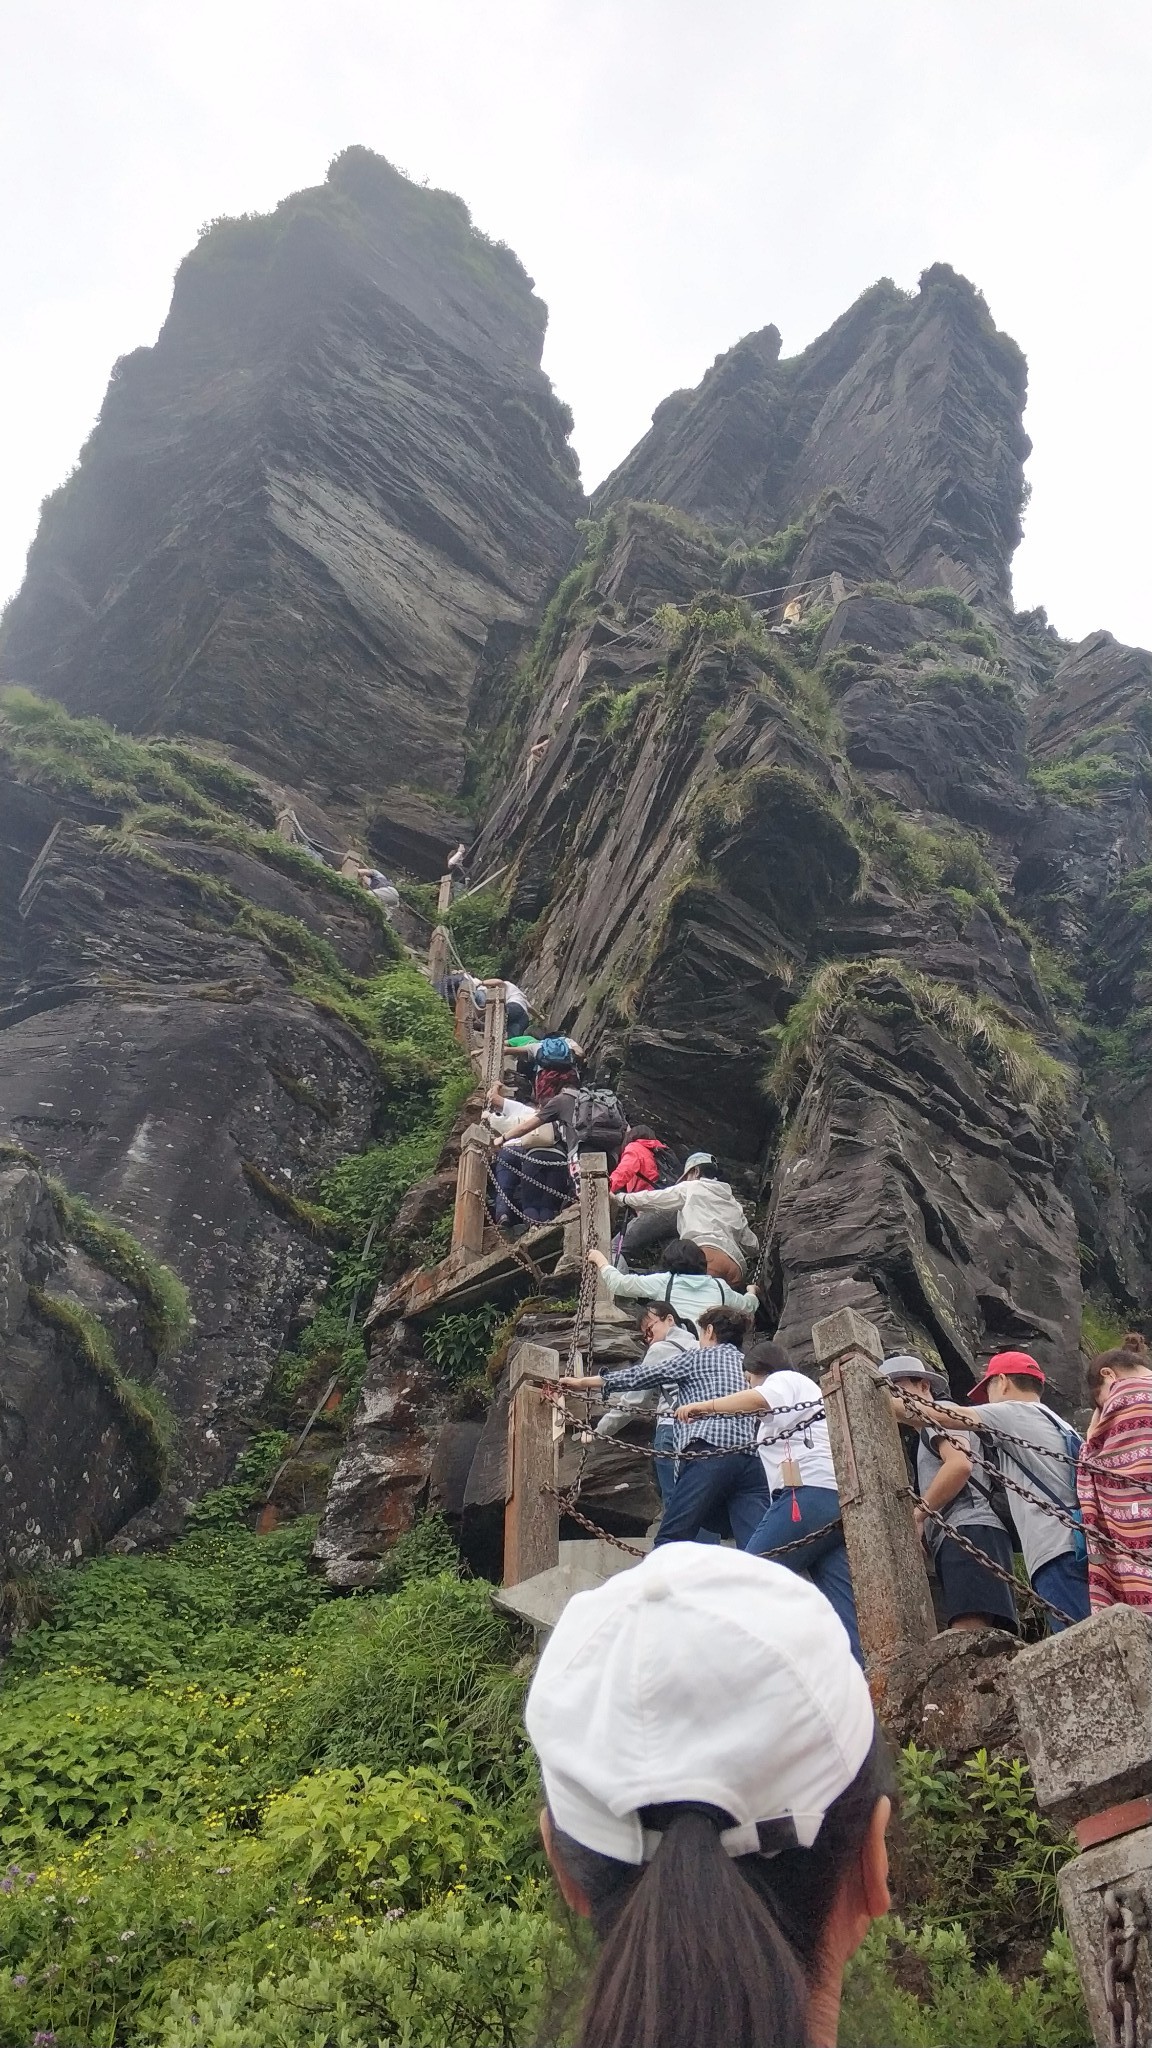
[1009,1607,1152,2047]
[480,981,508,1093]
[504,1342,562,1586]
[579,1150,630,1328]
[811,1307,937,1667]
[451,1124,490,1263]
[427,925,450,984]
[436,873,454,915]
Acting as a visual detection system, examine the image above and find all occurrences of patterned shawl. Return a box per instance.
[1077,1376,1152,1610]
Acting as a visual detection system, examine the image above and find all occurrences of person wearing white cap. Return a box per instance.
[526,1544,893,2048]
[616,1152,758,1285]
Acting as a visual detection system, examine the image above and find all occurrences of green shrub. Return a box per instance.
[283,1577,531,1803]
[1030,753,1133,805]
[842,1921,1087,2047]
[423,1304,505,1380]
[157,1902,583,2048]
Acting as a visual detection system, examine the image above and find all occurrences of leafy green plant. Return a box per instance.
[842,1921,1086,2047]
[157,1901,583,2048]
[255,1764,505,1907]
[423,1304,505,1380]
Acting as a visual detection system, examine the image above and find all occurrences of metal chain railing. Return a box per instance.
[1104,1885,1148,2048]
[894,1382,1152,1495]
[913,1495,1076,1628]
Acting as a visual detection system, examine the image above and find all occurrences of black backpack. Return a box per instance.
[651,1143,681,1190]
[571,1088,628,1160]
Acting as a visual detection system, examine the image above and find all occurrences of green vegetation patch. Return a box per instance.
[47,1182,189,1357]
[26,1289,174,1495]
[0,687,269,823]
[768,958,1070,1122]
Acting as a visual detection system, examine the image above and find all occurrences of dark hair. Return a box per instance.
[627,1124,657,1143]
[698,1307,751,1348]
[1001,1372,1044,1394]
[743,1339,791,1377]
[1087,1331,1151,1401]
[690,1159,722,1179]
[663,1238,708,1275]
[550,1734,892,2048]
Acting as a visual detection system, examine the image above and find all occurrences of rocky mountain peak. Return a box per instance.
[0,149,583,853]
[598,265,1029,601]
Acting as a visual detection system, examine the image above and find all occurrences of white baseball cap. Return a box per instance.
[682,1151,716,1173]
[525,1545,874,1867]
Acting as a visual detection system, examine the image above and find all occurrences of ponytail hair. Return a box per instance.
[1087,1330,1151,1400]
[550,1733,892,2048]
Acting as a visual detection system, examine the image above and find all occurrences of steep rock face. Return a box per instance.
[1,148,583,864]
[0,725,401,1549]
[0,1165,160,1572]
[597,268,1029,603]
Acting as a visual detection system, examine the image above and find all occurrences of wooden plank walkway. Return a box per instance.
[366,1206,577,1325]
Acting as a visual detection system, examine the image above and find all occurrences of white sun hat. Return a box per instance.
[525,1544,874,1867]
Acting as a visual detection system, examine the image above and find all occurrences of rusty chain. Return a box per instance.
[913,1496,1076,1627]
[1104,1885,1148,2048]
[543,1484,842,1565]
[894,1382,1152,1495]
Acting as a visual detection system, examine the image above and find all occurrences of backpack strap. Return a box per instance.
[662,1272,697,1338]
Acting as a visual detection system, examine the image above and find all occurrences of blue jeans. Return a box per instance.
[746,1486,863,1666]
[653,1421,678,1508]
[1033,1550,1091,1632]
[655,1447,770,1549]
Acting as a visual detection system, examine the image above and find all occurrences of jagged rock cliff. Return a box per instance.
[3,158,1151,1580]
[1,147,583,870]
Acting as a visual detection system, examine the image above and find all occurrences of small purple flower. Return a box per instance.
[12,1973,27,1985]
[0,1879,13,1895]
[33,2033,59,2046]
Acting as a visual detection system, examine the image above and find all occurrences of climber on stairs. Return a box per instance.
[587,1237,760,1323]
[483,1084,569,1228]
[617,1152,758,1285]
[492,1074,626,1176]
[608,1124,678,1196]
[562,1305,771,1545]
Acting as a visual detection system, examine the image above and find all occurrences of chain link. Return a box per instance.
[913,1496,1075,1627]
[543,1485,840,1564]
[894,1382,1152,1494]
[1104,1885,1148,2048]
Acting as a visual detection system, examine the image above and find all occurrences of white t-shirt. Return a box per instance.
[482,1097,537,1136]
[753,1371,837,1493]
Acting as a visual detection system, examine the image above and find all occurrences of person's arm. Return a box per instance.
[677,1387,767,1420]
[558,1374,603,1391]
[608,1149,635,1194]
[737,1218,759,1255]
[602,1353,687,1395]
[493,1110,548,1148]
[887,1390,977,1444]
[585,1248,663,1302]
[622,1186,683,1214]
[914,1435,973,1537]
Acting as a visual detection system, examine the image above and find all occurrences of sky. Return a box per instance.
[3,0,1151,647]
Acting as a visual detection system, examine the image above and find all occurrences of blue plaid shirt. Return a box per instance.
[601,1343,756,1455]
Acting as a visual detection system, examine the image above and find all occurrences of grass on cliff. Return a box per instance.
[767,958,1070,1122]
[0,687,269,822]
[0,1518,1086,2047]
[46,1182,190,1357]
[25,1288,174,1496]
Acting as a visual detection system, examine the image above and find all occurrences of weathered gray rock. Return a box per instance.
[0,1166,159,1570]
[597,267,1029,600]
[0,148,583,841]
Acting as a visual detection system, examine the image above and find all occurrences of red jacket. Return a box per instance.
[610,1138,667,1194]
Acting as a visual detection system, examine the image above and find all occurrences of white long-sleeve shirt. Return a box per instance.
[597,1266,758,1324]
[624,1179,758,1273]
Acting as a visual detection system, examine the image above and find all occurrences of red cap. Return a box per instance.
[968,1350,1045,1403]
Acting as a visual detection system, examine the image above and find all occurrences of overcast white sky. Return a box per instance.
[3,1,1151,646]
